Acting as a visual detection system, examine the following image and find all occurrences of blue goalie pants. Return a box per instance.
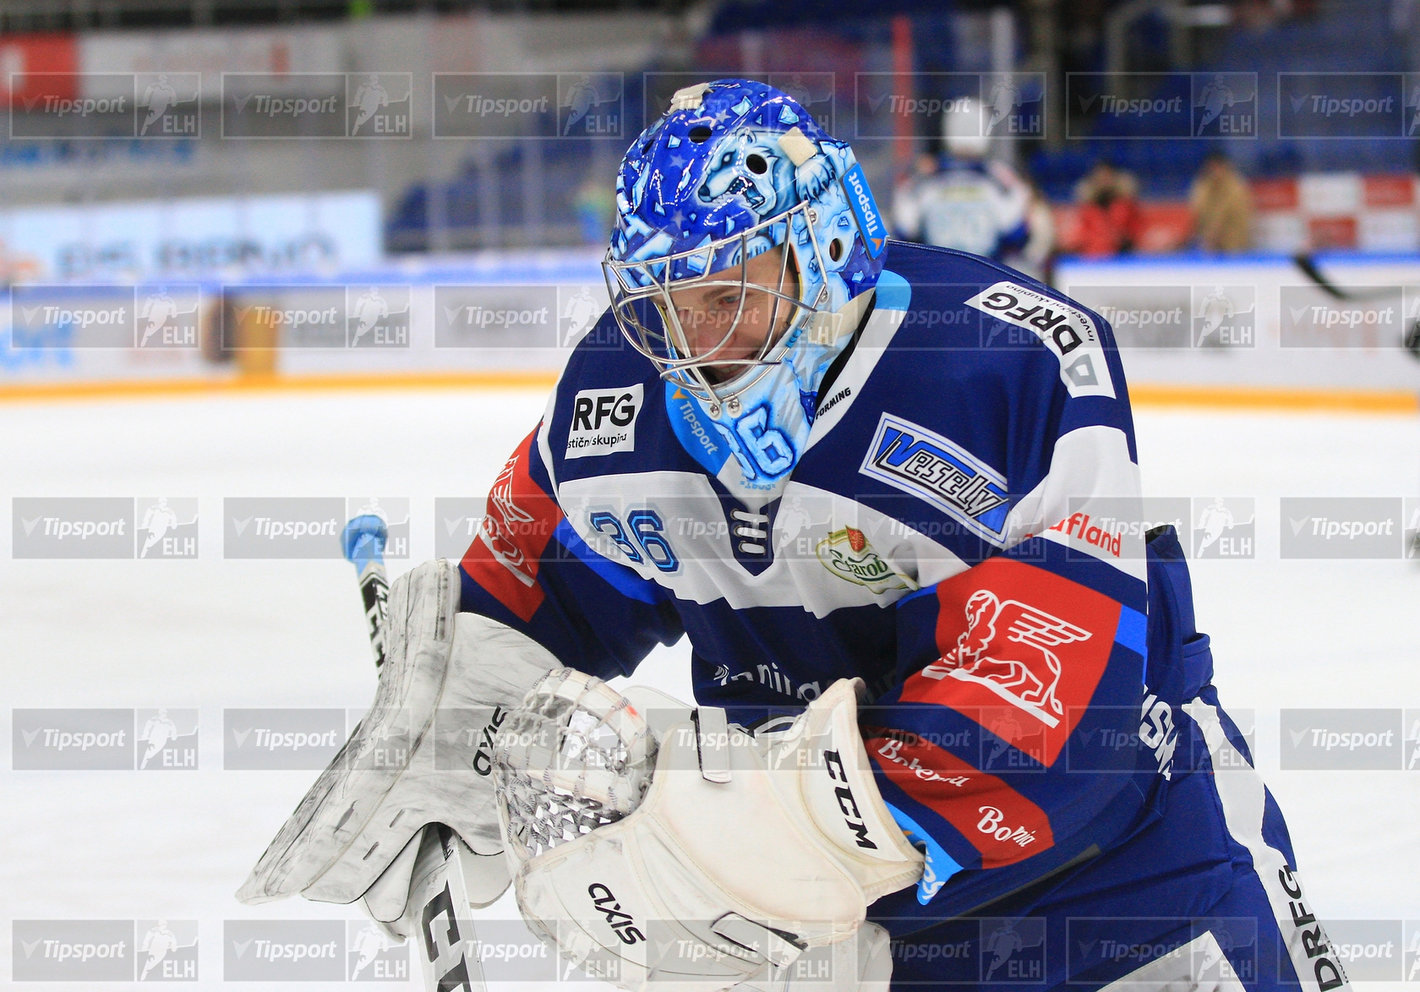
[883,685,1349,992]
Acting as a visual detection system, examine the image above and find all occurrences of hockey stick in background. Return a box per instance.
[1291,253,1407,302]
[342,515,490,992]
[1291,254,1420,357]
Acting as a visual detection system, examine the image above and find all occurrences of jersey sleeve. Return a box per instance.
[458,421,685,680]
[862,294,1153,931]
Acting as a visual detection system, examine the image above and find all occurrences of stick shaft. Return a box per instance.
[342,517,488,992]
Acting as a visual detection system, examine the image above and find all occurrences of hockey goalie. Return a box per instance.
[240,79,1349,992]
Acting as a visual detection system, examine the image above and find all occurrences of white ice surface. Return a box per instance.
[1,387,1416,990]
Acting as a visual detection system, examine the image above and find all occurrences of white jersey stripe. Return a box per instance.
[1183,699,1351,992]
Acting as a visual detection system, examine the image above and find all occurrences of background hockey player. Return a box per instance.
[890,97,1031,264]
[241,79,1349,992]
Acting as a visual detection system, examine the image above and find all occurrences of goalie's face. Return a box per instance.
[666,244,799,385]
[605,213,817,413]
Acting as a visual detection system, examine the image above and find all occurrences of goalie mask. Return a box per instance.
[604,78,887,491]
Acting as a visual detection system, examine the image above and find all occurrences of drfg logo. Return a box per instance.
[567,384,643,459]
[965,281,1116,399]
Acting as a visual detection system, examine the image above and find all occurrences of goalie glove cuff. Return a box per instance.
[755,678,924,903]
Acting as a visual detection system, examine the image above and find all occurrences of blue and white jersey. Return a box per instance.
[892,158,1031,261]
[460,241,1194,931]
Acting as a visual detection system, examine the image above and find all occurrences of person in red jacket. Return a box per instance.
[1071,160,1145,256]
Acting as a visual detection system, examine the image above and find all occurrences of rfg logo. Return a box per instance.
[587,883,645,945]
[572,389,639,431]
[567,385,643,460]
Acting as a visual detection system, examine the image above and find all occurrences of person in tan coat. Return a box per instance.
[1189,151,1254,253]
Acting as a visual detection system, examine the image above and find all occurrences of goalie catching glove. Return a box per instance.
[236,559,558,935]
[494,670,922,992]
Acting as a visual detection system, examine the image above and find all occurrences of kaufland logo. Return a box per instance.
[843,163,886,257]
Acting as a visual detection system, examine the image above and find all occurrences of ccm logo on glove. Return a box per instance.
[825,749,877,851]
[588,883,645,945]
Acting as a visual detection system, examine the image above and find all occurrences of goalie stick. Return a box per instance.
[342,515,490,992]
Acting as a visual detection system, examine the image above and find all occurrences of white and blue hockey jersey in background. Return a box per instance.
[892,158,1031,261]
[459,241,1348,992]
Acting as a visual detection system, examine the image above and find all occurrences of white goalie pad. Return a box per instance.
[237,559,558,921]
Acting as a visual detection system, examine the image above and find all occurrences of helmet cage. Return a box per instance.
[602,199,833,412]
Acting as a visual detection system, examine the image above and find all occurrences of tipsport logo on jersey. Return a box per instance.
[11,496,198,559]
[221,73,412,138]
[12,919,199,982]
[12,708,198,771]
[1066,73,1256,139]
